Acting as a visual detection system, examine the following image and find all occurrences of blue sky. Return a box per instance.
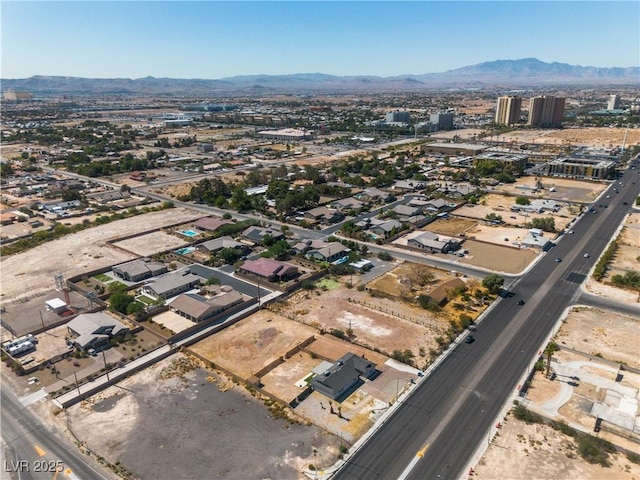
[1,1,638,79]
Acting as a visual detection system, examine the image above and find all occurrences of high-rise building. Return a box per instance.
[385,110,411,123]
[429,112,454,130]
[527,96,565,128]
[495,96,522,125]
[607,95,621,110]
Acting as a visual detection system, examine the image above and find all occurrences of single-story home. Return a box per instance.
[369,219,402,237]
[425,278,466,306]
[305,243,351,263]
[408,231,460,253]
[169,287,244,322]
[242,226,284,245]
[303,206,344,225]
[291,239,330,256]
[331,197,364,212]
[194,217,231,233]
[113,259,168,283]
[141,269,202,299]
[311,353,377,400]
[196,236,248,255]
[238,258,299,282]
[394,204,423,218]
[521,228,552,250]
[67,312,129,350]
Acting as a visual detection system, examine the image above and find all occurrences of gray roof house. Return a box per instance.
[291,239,330,256]
[303,206,344,225]
[394,204,423,218]
[392,179,425,192]
[196,236,247,255]
[305,243,351,263]
[113,259,168,282]
[242,226,284,245]
[141,269,202,299]
[407,231,460,253]
[369,219,402,237]
[311,353,377,401]
[67,312,129,350]
[423,198,449,212]
[169,288,244,322]
[354,187,392,203]
[331,197,364,212]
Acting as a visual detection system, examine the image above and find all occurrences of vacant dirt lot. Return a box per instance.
[427,217,479,236]
[112,230,189,256]
[474,412,639,480]
[53,354,341,480]
[556,307,640,369]
[189,310,317,379]
[0,207,202,306]
[501,127,640,149]
[492,176,609,204]
[604,212,640,282]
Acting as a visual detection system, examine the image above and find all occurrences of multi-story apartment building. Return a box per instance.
[494,96,522,125]
[527,96,565,128]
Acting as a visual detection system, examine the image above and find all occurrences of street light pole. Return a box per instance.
[102,349,110,381]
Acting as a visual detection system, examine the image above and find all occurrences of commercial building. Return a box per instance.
[429,112,454,130]
[256,128,314,142]
[385,110,411,123]
[543,156,616,180]
[474,151,528,170]
[495,96,522,125]
[607,95,621,110]
[527,96,565,128]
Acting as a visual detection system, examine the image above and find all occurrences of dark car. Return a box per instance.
[623,201,628,205]
[465,335,475,344]
[517,299,525,305]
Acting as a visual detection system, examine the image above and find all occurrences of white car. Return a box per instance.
[583,253,590,258]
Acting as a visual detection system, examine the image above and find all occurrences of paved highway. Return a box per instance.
[336,168,640,480]
[1,383,112,480]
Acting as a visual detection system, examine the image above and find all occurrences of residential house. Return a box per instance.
[331,197,364,213]
[238,258,299,282]
[113,259,168,283]
[86,190,131,204]
[354,187,393,204]
[423,198,449,213]
[169,287,244,322]
[141,269,202,299]
[197,236,248,255]
[242,226,284,245]
[303,206,344,225]
[426,278,466,306]
[311,353,377,400]
[392,179,425,192]
[305,243,351,263]
[394,204,423,218]
[407,231,460,253]
[194,217,231,233]
[521,228,552,250]
[67,312,129,351]
[291,239,330,256]
[510,199,559,214]
[369,219,402,237]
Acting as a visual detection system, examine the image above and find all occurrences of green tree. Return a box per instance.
[109,291,135,314]
[515,196,530,205]
[544,341,559,378]
[482,274,504,294]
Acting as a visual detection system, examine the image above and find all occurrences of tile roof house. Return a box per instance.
[423,198,449,212]
[303,206,344,225]
[291,239,330,256]
[113,259,168,283]
[407,231,460,253]
[238,258,299,282]
[194,217,231,233]
[242,226,284,245]
[141,269,202,299]
[331,197,364,212]
[67,312,129,350]
[392,179,425,192]
[311,353,377,401]
[305,243,351,263]
[169,287,244,322]
[196,236,248,255]
[354,187,393,203]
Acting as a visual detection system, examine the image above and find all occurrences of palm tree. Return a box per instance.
[544,341,559,378]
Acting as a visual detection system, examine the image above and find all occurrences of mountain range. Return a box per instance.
[2,58,638,96]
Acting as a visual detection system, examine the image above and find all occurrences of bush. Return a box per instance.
[377,251,393,261]
[512,404,542,424]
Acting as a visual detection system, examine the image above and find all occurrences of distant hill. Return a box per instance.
[2,58,638,95]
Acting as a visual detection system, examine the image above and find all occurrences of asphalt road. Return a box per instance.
[1,384,111,480]
[336,168,640,480]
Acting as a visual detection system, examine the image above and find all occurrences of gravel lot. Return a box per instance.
[66,355,341,480]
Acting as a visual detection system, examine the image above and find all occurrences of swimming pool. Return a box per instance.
[179,229,199,237]
[175,246,195,255]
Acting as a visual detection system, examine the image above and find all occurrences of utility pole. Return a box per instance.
[102,350,110,381]
[74,370,81,395]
